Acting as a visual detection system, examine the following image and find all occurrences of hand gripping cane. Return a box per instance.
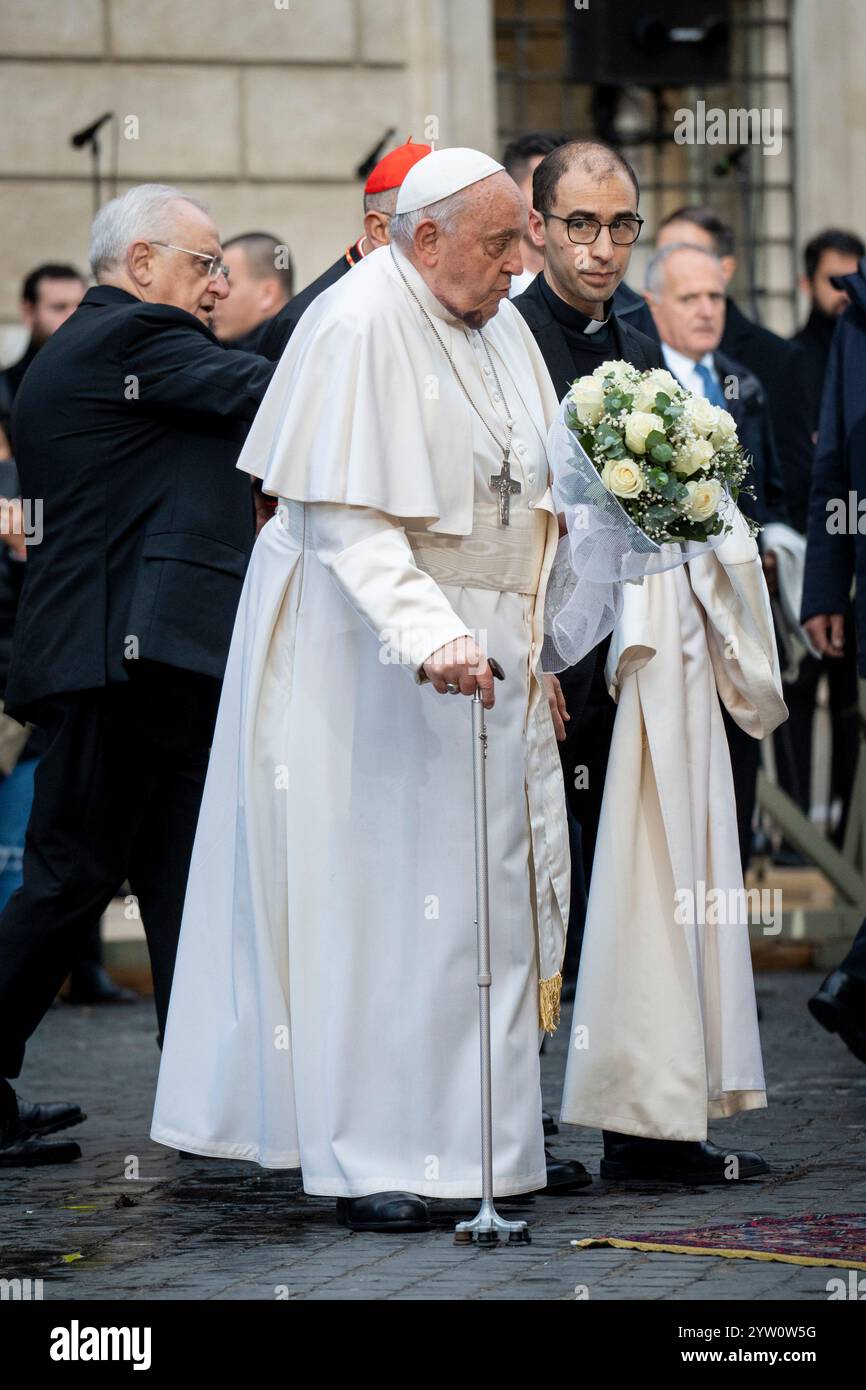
[454,657,531,1248]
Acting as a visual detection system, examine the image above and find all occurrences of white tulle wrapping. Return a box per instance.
[542,404,731,672]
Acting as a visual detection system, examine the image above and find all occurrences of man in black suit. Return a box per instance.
[0,183,276,1165]
[654,206,814,537]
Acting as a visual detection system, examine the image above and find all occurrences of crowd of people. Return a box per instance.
[0,132,863,1233]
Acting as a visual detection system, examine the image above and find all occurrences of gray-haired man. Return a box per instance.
[0,184,276,1165]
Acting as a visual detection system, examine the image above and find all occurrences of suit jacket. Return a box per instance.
[6,285,276,719]
[513,272,664,721]
[793,307,836,438]
[255,243,361,362]
[680,349,788,529]
[612,280,657,339]
[720,299,813,534]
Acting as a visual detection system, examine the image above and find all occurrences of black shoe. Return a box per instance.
[600,1133,768,1184]
[335,1191,430,1232]
[535,1148,592,1194]
[0,1114,82,1166]
[542,1109,558,1137]
[15,1095,86,1138]
[66,965,138,1005]
[809,970,866,1065]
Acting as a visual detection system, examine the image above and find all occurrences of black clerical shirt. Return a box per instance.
[536,274,618,378]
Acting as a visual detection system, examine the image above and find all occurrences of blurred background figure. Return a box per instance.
[774,230,866,846]
[213,232,294,350]
[256,136,431,362]
[802,251,866,1065]
[502,131,566,296]
[795,229,865,438]
[0,264,86,456]
[644,240,788,873]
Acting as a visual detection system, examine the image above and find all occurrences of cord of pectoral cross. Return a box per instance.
[389,247,517,465]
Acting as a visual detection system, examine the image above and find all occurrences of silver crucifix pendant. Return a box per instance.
[489,447,521,526]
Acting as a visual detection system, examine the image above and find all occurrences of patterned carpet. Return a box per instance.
[572,1212,866,1269]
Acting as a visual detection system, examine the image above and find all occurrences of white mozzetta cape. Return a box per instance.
[561,513,788,1141]
[238,244,556,535]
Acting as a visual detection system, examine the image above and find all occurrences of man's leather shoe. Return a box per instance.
[66,965,138,1005]
[535,1148,592,1194]
[0,1115,81,1166]
[335,1191,431,1232]
[809,970,866,1065]
[15,1096,86,1138]
[601,1133,768,1184]
[542,1109,558,1137]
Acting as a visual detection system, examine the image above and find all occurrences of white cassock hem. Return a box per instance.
[561,1089,767,1142]
[150,1127,546,1197]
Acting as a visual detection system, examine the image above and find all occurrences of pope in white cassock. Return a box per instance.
[151,149,582,1232]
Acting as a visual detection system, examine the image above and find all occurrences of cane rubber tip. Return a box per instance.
[476,1230,499,1247]
[508,1229,531,1245]
[453,1231,473,1244]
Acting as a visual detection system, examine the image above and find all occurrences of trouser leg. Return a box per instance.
[0,690,144,1078]
[125,663,221,1045]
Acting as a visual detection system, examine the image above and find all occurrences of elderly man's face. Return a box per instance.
[530,167,638,317]
[418,173,525,328]
[647,249,726,360]
[143,202,229,329]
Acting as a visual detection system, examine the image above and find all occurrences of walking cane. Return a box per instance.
[454,657,531,1248]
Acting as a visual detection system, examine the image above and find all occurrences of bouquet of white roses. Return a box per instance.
[565,360,754,543]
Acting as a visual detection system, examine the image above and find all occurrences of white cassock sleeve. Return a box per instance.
[306,502,473,680]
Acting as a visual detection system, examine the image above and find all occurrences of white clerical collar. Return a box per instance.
[661,342,716,389]
[583,314,607,335]
[389,244,464,327]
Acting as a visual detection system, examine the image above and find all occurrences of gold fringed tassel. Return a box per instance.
[538,972,562,1035]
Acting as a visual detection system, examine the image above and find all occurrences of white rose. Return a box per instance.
[632,368,680,411]
[685,477,723,522]
[710,408,738,449]
[624,411,664,455]
[569,375,605,425]
[592,359,634,389]
[685,395,720,437]
[673,437,715,476]
[601,458,645,499]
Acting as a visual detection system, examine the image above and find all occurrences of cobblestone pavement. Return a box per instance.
[1,970,864,1301]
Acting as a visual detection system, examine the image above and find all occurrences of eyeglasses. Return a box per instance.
[151,242,230,281]
[542,214,644,246]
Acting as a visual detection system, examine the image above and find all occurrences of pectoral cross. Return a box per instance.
[489,447,521,526]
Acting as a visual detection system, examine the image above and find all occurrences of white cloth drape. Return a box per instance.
[560,513,787,1140]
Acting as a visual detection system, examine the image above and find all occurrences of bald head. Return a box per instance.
[391,170,525,328]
